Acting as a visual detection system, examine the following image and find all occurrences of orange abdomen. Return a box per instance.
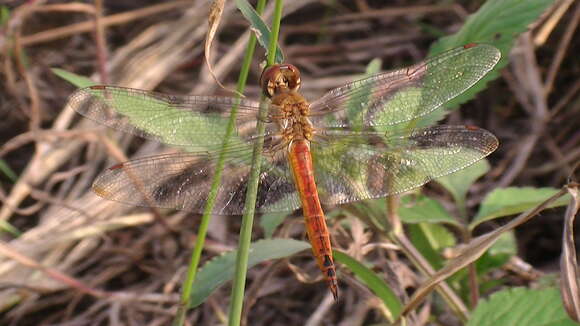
[288,139,338,300]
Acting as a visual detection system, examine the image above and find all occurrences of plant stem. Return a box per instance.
[172,1,265,324]
[266,0,283,65]
[228,0,283,325]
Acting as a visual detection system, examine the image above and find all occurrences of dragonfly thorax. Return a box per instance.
[270,91,314,142]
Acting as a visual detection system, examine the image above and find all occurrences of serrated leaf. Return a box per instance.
[334,250,402,320]
[429,0,555,110]
[52,68,96,88]
[235,0,284,63]
[436,160,490,207]
[189,238,309,307]
[468,287,578,326]
[398,195,458,226]
[402,188,567,315]
[471,187,570,229]
[259,212,289,238]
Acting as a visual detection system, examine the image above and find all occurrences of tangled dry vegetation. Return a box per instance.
[0,0,578,325]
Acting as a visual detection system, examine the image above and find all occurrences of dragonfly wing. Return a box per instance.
[91,141,301,215]
[311,125,498,205]
[67,86,280,151]
[309,44,500,128]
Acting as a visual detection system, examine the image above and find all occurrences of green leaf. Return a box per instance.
[471,187,570,229]
[0,6,10,26]
[468,287,578,326]
[486,229,517,258]
[0,220,21,237]
[334,250,402,320]
[429,0,555,111]
[51,68,96,88]
[476,231,516,274]
[408,223,456,269]
[0,159,18,182]
[365,58,382,74]
[259,212,289,238]
[398,195,458,226]
[189,238,309,307]
[235,0,284,63]
[436,160,490,209]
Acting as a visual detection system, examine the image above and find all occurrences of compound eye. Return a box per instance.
[285,64,298,75]
[259,63,302,97]
[280,64,301,91]
[259,65,282,98]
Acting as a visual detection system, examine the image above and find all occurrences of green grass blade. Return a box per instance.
[334,250,402,320]
[0,159,18,182]
[227,1,284,325]
[51,68,96,88]
[173,1,267,325]
[189,239,310,308]
[0,220,21,237]
[235,0,284,63]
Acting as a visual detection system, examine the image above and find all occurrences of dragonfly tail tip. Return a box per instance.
[331,286,339,302]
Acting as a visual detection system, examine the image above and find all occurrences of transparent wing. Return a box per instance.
[66,86,281,151]
[91,140,301,215]
[310,125,498,205]
[309,44,500,128]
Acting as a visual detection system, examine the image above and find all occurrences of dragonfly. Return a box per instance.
[66,43,501,300]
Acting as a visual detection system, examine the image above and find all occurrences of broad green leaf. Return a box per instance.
[430,0,554,111]
[398,195,458,226]
[408,223,456,269]
[476,231,516,274]
[468,287,577,326]
[51,68,96,88]
[418,222,456,250]
[487,229,517,258]
[334,250,402,320]
[0,159,17,182]
[259,212,289,238]
[471,187,570,229]
[436,160,490,209]
[235,0,284,63]
[189,238,309,307]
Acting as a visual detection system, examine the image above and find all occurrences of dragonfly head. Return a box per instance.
[260,63,301,98]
